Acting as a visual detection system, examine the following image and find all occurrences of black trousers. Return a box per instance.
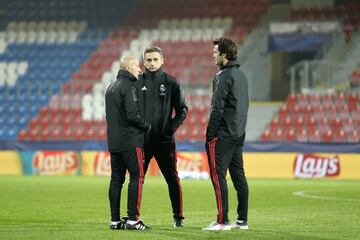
[205,138,249,224]
[108,148,144,222]
[143,142,184,219]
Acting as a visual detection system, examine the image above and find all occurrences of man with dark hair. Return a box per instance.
[106,56,151,231]
[202,37,249,231]
[136,46,188,227]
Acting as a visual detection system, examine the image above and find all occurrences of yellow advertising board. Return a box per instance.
[0,151,22,175]
[0,150,359,179]
[80,151,209,177]
[80,151,110,176]
[244,153,360,179]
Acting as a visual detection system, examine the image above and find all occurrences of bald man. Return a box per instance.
[105,56,151,230]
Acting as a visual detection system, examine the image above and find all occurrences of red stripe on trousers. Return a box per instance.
[136,147,144,221]
[209,141,223,223]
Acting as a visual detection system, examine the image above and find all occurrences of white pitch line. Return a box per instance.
[293,190,360,202]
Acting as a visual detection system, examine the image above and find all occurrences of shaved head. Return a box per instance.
[119,55,141,79]
[119,56,138,70]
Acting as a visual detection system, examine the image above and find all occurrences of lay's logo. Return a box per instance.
[33,151,79,175]
[94,151,111,176]
[293,153,340,178]
[177,154,202,172]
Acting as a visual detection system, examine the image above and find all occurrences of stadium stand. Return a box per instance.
[286,1,360,41]
[1,0,357,144]
[260,93,359,143]
[0,0,132,140]
[0,0,270,141]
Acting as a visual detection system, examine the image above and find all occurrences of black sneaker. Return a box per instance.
[109,220,125,230]
[233,220,248,230]
[173,218,184,227]
[125,220,150,231]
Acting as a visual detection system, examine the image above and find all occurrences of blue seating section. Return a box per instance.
[0,0,135,140]
[0,39,105,140]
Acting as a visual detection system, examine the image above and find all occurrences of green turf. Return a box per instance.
[0,176,359,240]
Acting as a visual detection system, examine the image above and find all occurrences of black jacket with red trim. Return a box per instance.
[206,60,249,144]
[105,70,150,152]
[137,68,188,143]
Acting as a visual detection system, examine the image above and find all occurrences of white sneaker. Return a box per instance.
[202,221,232,231]
[231,220,248,230]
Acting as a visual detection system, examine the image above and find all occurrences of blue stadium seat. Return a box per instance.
[38,95,49,106]
[18,116,28,129]
[39,83,49,96]
[6,87,17,96]
[7,116,17,125]
[28,105,39,117]
[0,86,6,96]
[0,116,5,126]
[17,84,28,95]
[50,82,61,94]
[0,105,5,115]
[5,94,16,105]
[17,75,28,82]
[0,128,5,140]
[6,105,17,115]
[6,128,18,140]
[17,94,27,103]
[17,105,27,115]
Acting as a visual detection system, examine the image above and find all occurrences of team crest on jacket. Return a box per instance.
[159,84,166,95]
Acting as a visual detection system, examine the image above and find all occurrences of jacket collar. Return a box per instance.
[116,70,137,82]
[220,60,240,70]
[145,67,164,79]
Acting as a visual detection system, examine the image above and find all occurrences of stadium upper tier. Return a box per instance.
[286,2,360,27]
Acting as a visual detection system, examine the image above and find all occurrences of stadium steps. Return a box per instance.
[247,103,281,141]
[260,93,359,143]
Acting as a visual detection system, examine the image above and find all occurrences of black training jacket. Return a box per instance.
[136,68,188,143]
[105,70,150,152]
[206,60,249,143]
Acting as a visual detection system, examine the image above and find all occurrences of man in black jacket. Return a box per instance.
[136,46,188,227]
[202,37,249,231]
[105,56,151,231]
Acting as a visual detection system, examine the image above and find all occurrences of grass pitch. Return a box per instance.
[0,176,359,240]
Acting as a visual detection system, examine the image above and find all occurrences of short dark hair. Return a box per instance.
[213,37,237,61]
[143,46,163,58]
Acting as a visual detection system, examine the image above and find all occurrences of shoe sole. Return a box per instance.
[202,226,232,231]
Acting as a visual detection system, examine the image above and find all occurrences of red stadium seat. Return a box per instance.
[296,129,308,142]
[18,129,29,141]
[334,130,347,143]
[307,129,321,142]
[97,128,107,141]
[285,129,296,142]
[29,129,39,141]
[347,131,359,143]
[272,128,284,142]
[330,118,342,129]
[321,130,333,143]
[84,129,95,140]
[39,129,50,141]
[270,117,280,128]
[260,129,271,142]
